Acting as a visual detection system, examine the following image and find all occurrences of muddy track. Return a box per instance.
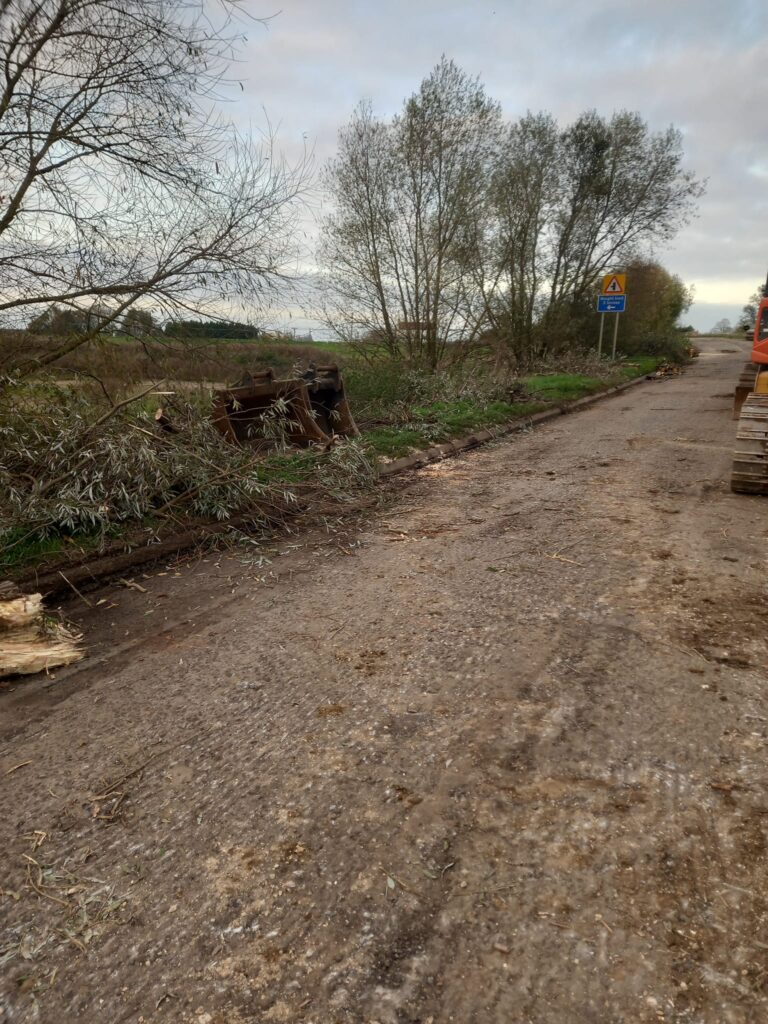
[1,339,767,1024]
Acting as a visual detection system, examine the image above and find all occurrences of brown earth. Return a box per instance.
[1,337,767,1024]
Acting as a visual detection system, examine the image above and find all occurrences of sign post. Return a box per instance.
[597,274,627,359]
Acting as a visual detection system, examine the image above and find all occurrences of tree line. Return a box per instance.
[26,307,261,340]
[319,57,702,368]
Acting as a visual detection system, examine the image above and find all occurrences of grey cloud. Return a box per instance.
[232,0,768,330]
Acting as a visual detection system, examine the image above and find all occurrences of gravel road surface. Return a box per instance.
[2,338,767,1024]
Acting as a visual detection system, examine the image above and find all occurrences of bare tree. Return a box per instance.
[467,112,560,365]
[320,60,703,370]
[737,284,765,333]
[319,58,502,369]
[710,318,733,336]
[479,110,704,364]
[0,0,309,377]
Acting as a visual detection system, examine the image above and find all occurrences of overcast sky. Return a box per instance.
[236,0,768,333]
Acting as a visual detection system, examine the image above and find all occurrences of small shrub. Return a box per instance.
[618,331,692,365]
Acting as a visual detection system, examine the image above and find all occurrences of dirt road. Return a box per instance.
[2,339,767,1024]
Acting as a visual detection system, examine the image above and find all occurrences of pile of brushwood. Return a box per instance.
[0,376,375,574]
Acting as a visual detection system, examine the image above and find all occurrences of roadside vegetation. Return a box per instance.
[0,339,676,578]
[0,3,700,581]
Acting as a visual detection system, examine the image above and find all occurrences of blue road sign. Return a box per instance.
[597,295,626,313]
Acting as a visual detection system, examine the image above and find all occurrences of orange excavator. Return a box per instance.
[732,274,768,493]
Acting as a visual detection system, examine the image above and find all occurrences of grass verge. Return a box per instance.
[361,358,659,460]
[362,401,548,459]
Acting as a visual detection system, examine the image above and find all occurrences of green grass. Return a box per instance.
[522,358,658,403]
[0,529,98,572]
[361,399,548,459]
[253,448,327,485]
[360,357,662,459]
[363,425,440,459]
[523,373,606,401]
[618,355,660,376]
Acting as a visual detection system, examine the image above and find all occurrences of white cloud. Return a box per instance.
[230,0,768,325]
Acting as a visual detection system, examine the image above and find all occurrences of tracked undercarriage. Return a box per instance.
[731,271,768,495]
[732,377,768,494]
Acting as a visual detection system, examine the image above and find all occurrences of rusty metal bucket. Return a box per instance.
[301,364,359,440]
[211,365,359,447]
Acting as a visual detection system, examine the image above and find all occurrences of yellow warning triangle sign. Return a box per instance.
[602,273,626,296]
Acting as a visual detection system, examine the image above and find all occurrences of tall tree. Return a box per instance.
[711,318,733,335]
[479,110,704,364]
[322,64,703,369]
[0,0,308,377]
[612,260,692,350]
[320,58,502,369]
[123,308,154,337]
[26,305,88,334]
[469,112,561,365]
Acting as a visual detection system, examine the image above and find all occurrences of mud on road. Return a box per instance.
[2,339,767,1024]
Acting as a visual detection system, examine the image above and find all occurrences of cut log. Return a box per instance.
[0,592,83,678]
[0,593,43,630]
[154,406,180,433]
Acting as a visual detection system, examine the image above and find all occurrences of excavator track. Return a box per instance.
[731,393,768,494]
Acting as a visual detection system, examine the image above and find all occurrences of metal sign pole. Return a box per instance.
[611,313,620,360]
[598,313,605,358]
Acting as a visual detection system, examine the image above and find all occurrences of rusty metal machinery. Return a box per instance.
[211,364,359,448]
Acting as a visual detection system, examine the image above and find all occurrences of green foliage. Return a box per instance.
[342,361,426,421]
[27,305,88,335]
[619,333,692,364]
[614,261,692,343]
[362,425,439,459]
[619,356,663,376]
[0,346,667,573]
[123,308,154,337]
[0,530,68,569]
[345,359,515,423]
[524,373,606,400]
[353,352,661,459]
[737,283,765,332]
[164,319,260,339]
